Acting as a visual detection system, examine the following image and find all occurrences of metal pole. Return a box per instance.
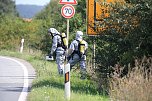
[64,18,70,100]
[67,19,69,46]
[93,37,96,68]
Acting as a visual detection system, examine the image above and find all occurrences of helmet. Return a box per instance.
[75,31,83,40]
[48,28,60,36]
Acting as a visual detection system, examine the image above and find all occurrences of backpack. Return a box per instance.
[77,40,87,56]
[53,33,68,50]
[60,33,68,50]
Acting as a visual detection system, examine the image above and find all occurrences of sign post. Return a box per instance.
[61,4,75,43]
[64,63,70,100]
[87,0,114,68]
[60,1,77,100]
[20,38,24,53]
[67,19,69,45]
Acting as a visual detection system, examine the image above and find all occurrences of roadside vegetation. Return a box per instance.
[0,50,109,101]
[109,56,152,101]
[0,0,152,101]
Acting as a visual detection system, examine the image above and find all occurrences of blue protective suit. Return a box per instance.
[49,28,65,75]
[67,31,88,79]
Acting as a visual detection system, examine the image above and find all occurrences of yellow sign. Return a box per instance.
[87,0,114,35]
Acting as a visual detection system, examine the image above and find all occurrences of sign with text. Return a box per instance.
[61,4,75,19]
[87,0,114,36]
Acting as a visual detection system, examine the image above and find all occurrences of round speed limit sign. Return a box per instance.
[61,4,75,19]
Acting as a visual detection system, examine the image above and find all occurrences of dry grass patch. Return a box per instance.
[109,56,152,101]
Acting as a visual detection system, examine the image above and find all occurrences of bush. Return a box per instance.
[109,56,152,101]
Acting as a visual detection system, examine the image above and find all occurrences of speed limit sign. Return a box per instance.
[61,4,75,19]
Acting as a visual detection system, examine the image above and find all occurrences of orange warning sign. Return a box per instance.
[87,0,114,36]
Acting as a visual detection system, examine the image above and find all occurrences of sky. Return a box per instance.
[15,0,50,6]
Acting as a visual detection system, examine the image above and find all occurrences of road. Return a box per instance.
[0,56,36,101]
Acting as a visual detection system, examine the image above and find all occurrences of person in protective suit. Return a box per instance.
[67,31,88,79]
[48,28,66,75]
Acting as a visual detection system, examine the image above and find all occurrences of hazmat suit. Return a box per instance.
[67,31,88,79]
[48,28,65,75]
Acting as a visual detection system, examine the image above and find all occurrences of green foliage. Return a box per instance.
[0,16,45,51]
[35,0,87,53]
[0,16,21,50]
[0,0,17,16]
[1,0,151,94]
[91,0,152,92]
[95,0,152,67]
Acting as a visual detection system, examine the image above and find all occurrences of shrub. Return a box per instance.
[109,56,152,101]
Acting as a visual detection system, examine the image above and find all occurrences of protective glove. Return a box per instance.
[49,53,53,58]
[49,50,54,58]
[82,55,86,61]
[67,56,71,61]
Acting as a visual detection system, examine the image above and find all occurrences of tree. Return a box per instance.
[88,0,152,92]
[0,0,17,16]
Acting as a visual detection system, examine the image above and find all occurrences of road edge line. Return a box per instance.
[0,56,29,101]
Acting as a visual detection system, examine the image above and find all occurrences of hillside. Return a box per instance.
[16,4,45,18]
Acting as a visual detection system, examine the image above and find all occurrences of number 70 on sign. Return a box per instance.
[61,4,75,19]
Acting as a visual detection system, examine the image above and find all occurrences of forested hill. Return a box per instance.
[16,5,44,18]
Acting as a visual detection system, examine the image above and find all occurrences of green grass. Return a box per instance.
[0,50,109,101]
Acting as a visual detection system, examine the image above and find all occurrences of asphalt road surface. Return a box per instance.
[0,56,35,101]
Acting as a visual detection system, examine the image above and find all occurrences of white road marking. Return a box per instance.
[0,56,29,101]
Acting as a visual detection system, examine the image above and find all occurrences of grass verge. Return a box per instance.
[0,50,109,101]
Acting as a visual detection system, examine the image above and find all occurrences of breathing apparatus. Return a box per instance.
[61,33,68,49]
[79,40,86,55]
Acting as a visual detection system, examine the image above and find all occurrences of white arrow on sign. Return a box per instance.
[61,4,75,19]
[59,0,77,5]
